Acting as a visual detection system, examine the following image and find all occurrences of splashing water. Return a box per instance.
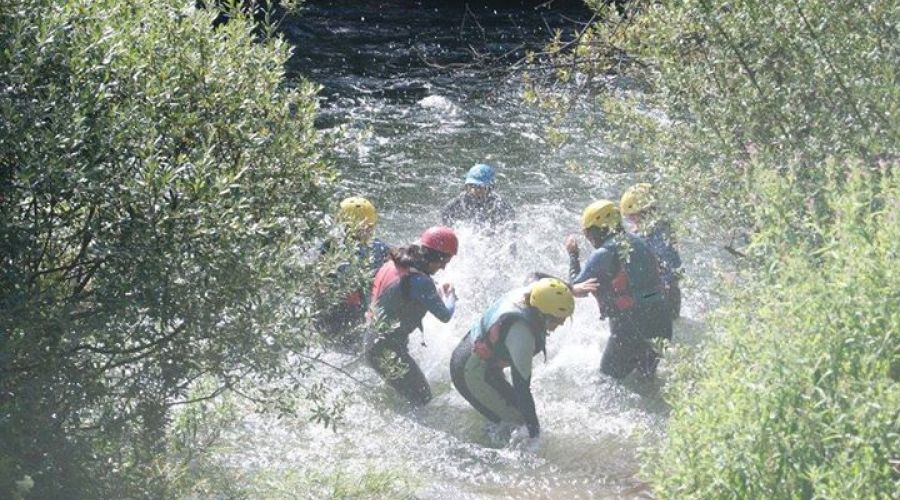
[208,1,728,497]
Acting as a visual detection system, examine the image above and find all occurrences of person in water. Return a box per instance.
[620,183,683,320]
[450,278,575,450]
[315,197,391,343]
[441,163,513,228]
[364,226,459,406]
[566,200,672,379]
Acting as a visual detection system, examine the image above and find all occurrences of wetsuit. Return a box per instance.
[364,260,455,405]
[450,288,546,438]
[441,191,513,228]
[315,238,390,339]
[570,233,672,379]
[628,219,682,319]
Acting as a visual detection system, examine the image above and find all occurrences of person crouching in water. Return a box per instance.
[315,197,390,345]
[620,183,683,320]
[565,200,672,379]
[364,226,459,406]
[450,278,575,450]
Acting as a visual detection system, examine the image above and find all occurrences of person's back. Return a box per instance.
[368,258,432,343]
[363,227,459,406]
[640,219,680,288]
[573,232,665,319]
[620,183,683,319]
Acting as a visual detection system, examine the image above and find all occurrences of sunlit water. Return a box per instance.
[212,1,726,497]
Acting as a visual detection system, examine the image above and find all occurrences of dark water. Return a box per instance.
[281,0,611,237]
[214,2,718,498]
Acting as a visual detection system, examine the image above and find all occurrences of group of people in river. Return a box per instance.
[315,163,682,450]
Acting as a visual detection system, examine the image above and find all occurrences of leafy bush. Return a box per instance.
[651,165,898,498]
[0,0,339,497]
[532,0,899,496]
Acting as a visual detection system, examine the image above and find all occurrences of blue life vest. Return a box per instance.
[468,288,547,368]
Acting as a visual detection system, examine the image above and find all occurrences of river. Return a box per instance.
[213,1,716,498]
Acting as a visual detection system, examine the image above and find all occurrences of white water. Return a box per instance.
[205,2,727,497]
[210,199,721,498]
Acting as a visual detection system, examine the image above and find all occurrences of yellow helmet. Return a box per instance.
[620,183,655,216]
[580,200,620,230]
[530,278,575,319]
[338,196,378,226]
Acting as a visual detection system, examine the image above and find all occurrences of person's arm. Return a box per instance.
[573,248,615,284]
[409,274,455,322]
[565,236,582,281]
[505,322,539,438]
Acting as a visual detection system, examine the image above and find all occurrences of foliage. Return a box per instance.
[652,165,899,498]
[528,0,900,496]
[0,0,349,497]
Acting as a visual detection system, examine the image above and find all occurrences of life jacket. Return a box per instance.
[469,288,547,368]
[595,233,665,317]
[367,260,429,341]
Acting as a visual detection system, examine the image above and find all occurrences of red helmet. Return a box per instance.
[420,226,458,256]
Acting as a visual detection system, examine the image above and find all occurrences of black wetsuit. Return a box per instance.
[635,219,682,320]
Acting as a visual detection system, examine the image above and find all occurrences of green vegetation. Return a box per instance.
[534,0,898,496]
[0,0,346,497]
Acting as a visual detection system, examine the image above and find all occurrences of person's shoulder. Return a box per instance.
[506,318,536,341]
[408,271,434,286]
[488,191,510,205]
[588,244,614,262]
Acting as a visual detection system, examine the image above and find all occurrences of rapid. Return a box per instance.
[214,1,721,497]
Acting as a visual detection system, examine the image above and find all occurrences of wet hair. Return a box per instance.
[389,244,448,274]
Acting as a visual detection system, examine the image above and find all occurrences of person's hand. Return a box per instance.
[440,282,456,298]
[564,235,580,255]
[572,278,599,297]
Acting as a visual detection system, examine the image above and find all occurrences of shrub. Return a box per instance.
[0,0,337,497]
[651,165,898,498]
[533,0,899,496]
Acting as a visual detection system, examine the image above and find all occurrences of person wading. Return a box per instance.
[364,226,459,406]
[441,163,513,228]
[620,183,683,320]
[315,196,390,346]
[566,200,672,379]
[450,278,575,451]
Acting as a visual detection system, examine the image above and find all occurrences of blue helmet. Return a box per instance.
[465,163,496,186]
